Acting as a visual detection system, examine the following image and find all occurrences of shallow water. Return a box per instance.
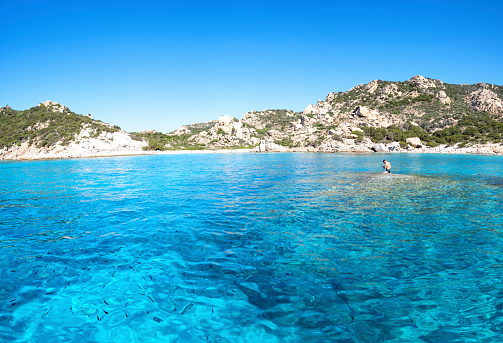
[1,152,503,342]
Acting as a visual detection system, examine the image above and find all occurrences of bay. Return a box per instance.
[1,152,503,342]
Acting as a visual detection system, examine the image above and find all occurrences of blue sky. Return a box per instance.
[1,0,502,133]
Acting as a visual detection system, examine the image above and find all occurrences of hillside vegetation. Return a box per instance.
[151,76,503,151]
[0,102,121,149]
[2,76,502,154]
[322,78,503,146]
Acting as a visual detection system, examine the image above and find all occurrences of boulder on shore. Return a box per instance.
[406,137,422,146]
[373,143,387,152]
[256,140,287,152]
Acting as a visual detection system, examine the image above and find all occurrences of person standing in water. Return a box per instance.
[383,160,391,173]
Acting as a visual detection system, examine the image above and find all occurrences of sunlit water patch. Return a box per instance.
[1,153,503,342]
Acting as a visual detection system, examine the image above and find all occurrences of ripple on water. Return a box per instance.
[1,153,503,342]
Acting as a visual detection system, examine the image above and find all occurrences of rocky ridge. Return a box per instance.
[170,75,503,154]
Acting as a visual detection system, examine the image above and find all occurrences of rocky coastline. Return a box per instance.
[2,139,501,161]
[0,129,148,161]
[254,138,503,155]
[2,75,503,160]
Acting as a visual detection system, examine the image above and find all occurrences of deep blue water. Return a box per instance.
[1,152,503,342]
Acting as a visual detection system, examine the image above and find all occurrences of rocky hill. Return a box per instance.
[2,76,503,160]
[0,101,146,160]
[159,75,503,153]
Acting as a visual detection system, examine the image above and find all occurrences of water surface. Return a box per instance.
[1,153,503,342]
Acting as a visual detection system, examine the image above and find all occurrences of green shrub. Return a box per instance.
[274,138,294,147]
[255,128,269,135]
[0,106,121,149]
[352,130,364,138]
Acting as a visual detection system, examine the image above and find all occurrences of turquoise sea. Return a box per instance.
[1,152,503,342]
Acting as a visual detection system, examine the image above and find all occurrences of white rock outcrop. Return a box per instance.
[303,101,333,115]
[255,139,287,152]
[436,90,451,105]
[1,127,147,160]
[37,100,67,113]
[363,80,379,94]
[406,137,422,146]
[218,115,233,126]
[353,106,380,120]
[373,143,387,152]
[465,89,503,115]
[377,84,401,103]
[408,75,437,89]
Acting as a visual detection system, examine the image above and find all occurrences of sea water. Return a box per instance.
[1,152,503,342]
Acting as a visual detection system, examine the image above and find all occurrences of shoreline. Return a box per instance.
[0,148,255,162]
[1,146,502,162]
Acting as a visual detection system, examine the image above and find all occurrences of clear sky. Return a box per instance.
[1,0,502,133]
